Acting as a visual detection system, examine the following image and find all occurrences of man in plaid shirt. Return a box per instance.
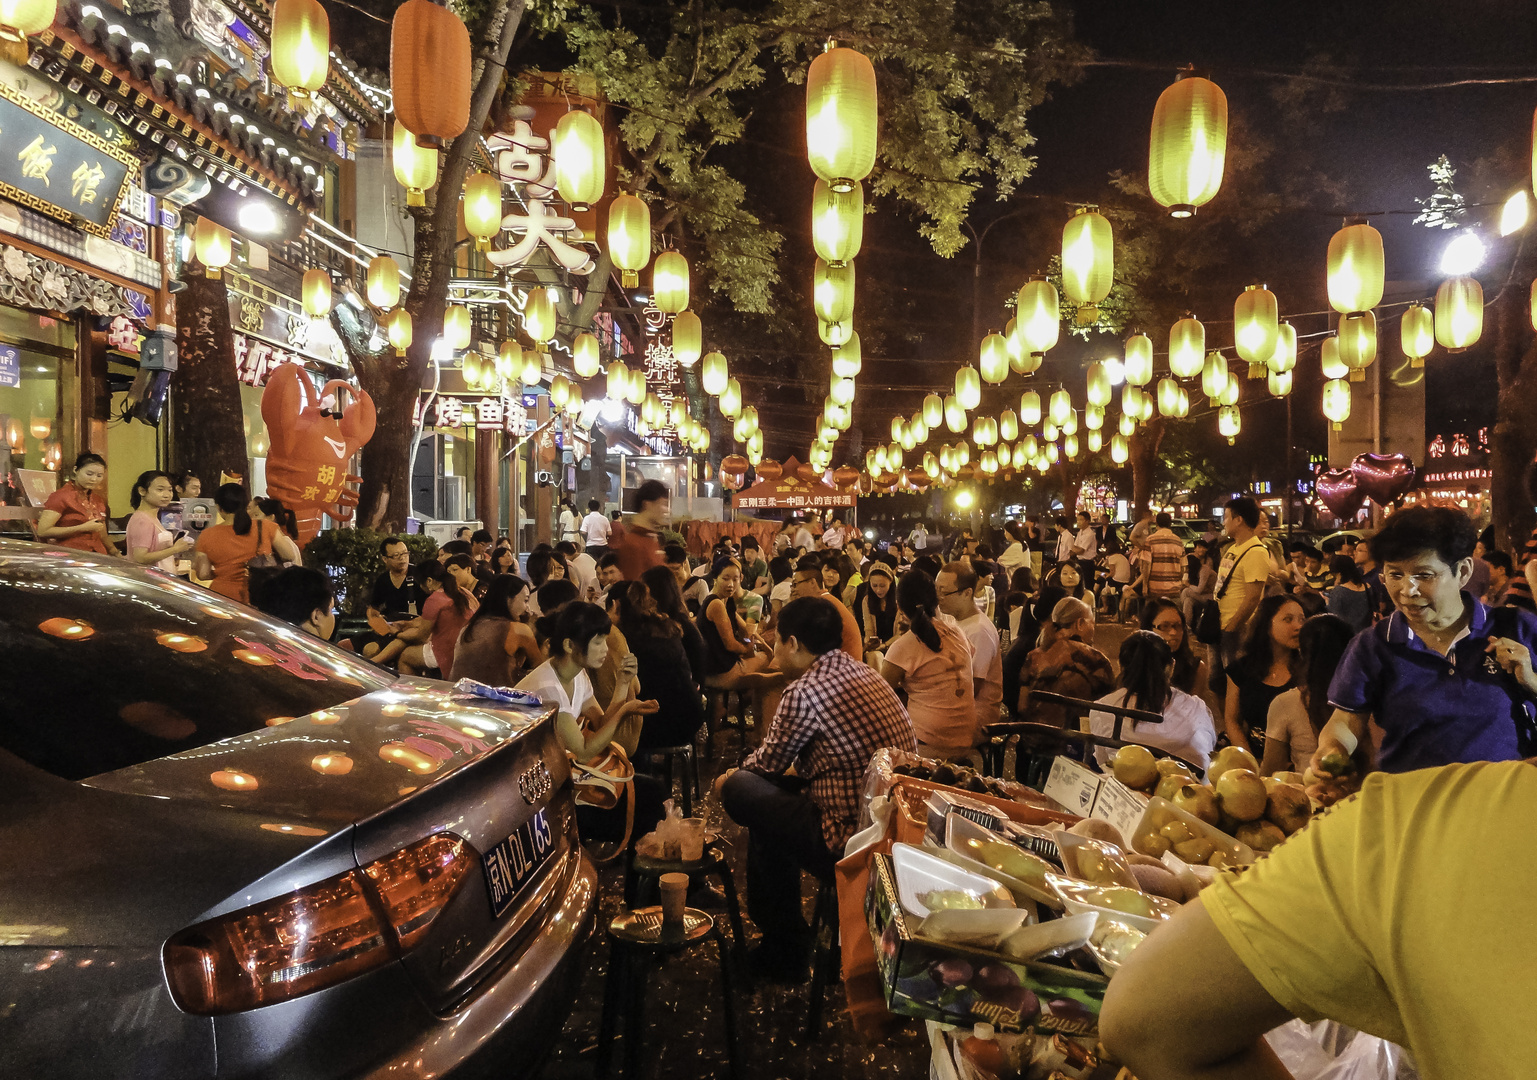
[1145,512,1188,599]
[720,596,915,982]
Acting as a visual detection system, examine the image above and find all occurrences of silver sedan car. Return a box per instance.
[0,540,597,1078]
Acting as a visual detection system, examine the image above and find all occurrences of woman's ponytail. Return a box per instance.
[896,570,943,653]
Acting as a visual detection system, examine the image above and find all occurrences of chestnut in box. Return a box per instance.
[866,853,1108,1037]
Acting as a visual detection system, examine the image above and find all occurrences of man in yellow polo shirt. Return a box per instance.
[1210,496,1272,696]
[1100,759,1537,1079]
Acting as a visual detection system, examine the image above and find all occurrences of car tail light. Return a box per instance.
[164,833,475,1015]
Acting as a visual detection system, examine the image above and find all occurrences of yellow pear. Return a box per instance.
[1112,743,1159,791]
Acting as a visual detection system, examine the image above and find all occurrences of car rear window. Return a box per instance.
[0,554,393,780]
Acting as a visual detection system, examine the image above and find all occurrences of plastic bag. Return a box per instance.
[1264,1020,1418,1080]
[633,798,685,859]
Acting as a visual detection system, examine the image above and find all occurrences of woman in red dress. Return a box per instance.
[36,453,117,555]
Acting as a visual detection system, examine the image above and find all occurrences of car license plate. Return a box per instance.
[481,809,555,919]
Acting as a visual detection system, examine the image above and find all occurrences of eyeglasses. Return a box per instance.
[934,587,959,599]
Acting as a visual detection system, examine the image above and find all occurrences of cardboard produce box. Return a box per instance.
[867,853,1109,1038]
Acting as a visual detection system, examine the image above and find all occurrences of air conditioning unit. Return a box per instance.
[438,475,465,521]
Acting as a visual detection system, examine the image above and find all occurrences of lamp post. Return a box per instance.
[963,209,1031,349]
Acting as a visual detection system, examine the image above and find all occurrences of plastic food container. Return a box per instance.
[892,842,1015,917]
[1129,795,1256,868]
[940,813,1063,909]
[1046,873,1180,934]
[1085,919,1148,974]
[998,910,1098,962]
[1053,830,1140,890]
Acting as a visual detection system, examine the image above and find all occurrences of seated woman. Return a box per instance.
[1089,630,1217,772]
[853,563,899,666]
[524,548,568,616]
[517,602,661,846]
[610,579,705,750]
[641,564,708,688]
[372,555,479,677]
[881,571,977,759]
[1261,613,1355,776]
[1324,553,1373,633]
[1020,596,1115,727]
[450,574,545,686]
[1222,594,1304,756]
[1140,597,1219,718]
[695,558,783,718]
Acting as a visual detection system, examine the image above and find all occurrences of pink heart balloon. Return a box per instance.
[1352,453,1417,507]
[1316,467,1365,520]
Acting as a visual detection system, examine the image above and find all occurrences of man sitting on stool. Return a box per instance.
[719,596,916,982]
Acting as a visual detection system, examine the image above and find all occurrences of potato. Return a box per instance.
[1130,862,1184,901]
[1125,851,1165,868]
[1068,818,1126,849]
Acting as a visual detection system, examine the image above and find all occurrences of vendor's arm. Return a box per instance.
[192,549,215,581]
[1486,635,1537,695]
[366,604,394,637]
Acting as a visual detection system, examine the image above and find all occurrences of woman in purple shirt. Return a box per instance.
[1315,507,1537,795]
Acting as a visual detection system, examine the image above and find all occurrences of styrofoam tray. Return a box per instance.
[941,812,1063,908]
[998,910,1098,962]
[1130,795,1256,868]
[892,842,1014,917]
[1046,872,1179,934]
[1053,829,1140,890]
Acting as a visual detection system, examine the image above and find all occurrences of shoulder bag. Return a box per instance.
[245,520,282,603]
[568,741,635,862]
[1195,539,1260,645]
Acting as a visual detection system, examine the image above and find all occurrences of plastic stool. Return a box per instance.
[596,906,739,1080]
[805,876,840,1040]
[624,839,749,973]
[636,743,700,817]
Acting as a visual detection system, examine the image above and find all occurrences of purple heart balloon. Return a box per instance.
[1352,453,1417,507]
[1316,468,1366,520]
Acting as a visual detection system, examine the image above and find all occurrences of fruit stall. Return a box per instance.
[841,744,1320,1079]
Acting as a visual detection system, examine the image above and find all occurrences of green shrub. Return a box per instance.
[303,528,439,614]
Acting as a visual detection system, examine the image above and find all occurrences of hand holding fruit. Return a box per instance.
[1486,636,1537,694]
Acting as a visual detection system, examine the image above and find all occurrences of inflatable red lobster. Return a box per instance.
[260,363,376,545]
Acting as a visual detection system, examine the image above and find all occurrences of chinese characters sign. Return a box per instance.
[0,82,135,237]
[414,392,530,435]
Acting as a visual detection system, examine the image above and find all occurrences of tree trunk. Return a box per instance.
[1490,275,1537,553]
[172,271,249,487]
[1054,458,1083,516]
[354,0,529,531]
[1130,417,1166,517]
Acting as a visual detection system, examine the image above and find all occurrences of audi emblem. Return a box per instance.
[519,761,553,805]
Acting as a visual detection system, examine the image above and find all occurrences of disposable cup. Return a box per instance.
[680,817,707,862]
[659,872,688,926]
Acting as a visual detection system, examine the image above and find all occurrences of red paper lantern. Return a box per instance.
[721,454,750,476]
[833,465,860,490]
[756,460,783,482]
[797,463,822,483]
[390,0,472,149]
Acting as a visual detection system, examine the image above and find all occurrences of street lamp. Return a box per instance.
[955,489,974,510]
[1439,231,1486,276]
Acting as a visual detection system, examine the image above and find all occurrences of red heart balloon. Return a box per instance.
[1316,467,1366,520]
[1351,453,1417,507]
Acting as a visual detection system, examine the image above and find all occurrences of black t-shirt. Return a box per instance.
[369,570,426,622]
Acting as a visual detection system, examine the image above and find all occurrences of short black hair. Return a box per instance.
[537,600,610,657]
[912,554,942,579]
[940,560,978,592]
[663,543,689,566]
[1370,506,1477,569]
[776,596,845,655]
[768,555,793,583]
[1484,549,1514,574]
[537,577,580,613]
[794,555,822,575]
[379,534,407,556]
[588,498,601,511]
[741,534,760,551]
[556,540,578,557]
[1155,512,1172,528]
[597,551,621,569]
[471,529,493,545]
[1225,496,1260,529]
[440,539,472,556]
[254,566,333,627]
[633,478,669,512]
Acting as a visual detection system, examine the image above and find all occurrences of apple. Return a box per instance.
[1207,745,1260,787]
[1171,783,1220,825]
[1215,768,1268,822]
[1112,743,1159,790]
[1265,783,1312,835]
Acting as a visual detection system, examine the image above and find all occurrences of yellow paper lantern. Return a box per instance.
[1016,277,1060,359]
[386,308,413,356]
[831,375,856,408]
[999,409,1019,443]
[979,331,1009,385]
[270,0,329,99]
[812,179,864,266]
[1084,405,1104,431]
[462,172,502,247]
[301,269,331,318]
[1201,351,1228,403]
[553,110,605,210]
[1064,433,1080,460]
[572,332,601,378]
[607,194,651,287]
[1157,376,1181,417]
[1021,435,1039,461]
[1269,321,1297,374]
[980,450,998,475]
[923,392,944,429]
[568,383,585,419]
[517,346,541,386]
[971,416,989,448]
[1048,388,1071,428]
[605,361,630,401]
[550,373,571,410]
[1219,372,1239,407]
[627,366,647,405]
[819,319,853,348]
[1110,433,1129,464]
[1434,275,1484,352]
[1233,284,1278,367]
[890,416,905,443]
[1124,332,1154,387]
[955,366,982,411]
[1402,302,1434,366]
[721,378,743,418]
[900,421,916,452]
[1169,314,1204,378]
[1327,220,1384,315]
[1020,390,1041,427]
[493,339,515,379]
[1148,70,1228,217]
[1322,378,1351,430]
[193,217,232,279]
[1060,208,1114,313]
[833,331,863,377]
[1087,429,1103,453]
[1086,361,1111,407]
[523,288,556,343]
[0,0,55,46]
[1042,422,1059,442]
[1218,405,1240,444]
[1338,310,1377,381]
[702,350,729,396]
[944,394,966,433]
[1320,335,1348,380]
[813,258,855,327]
[1119,412,1136,437]
[367,254,400,309]
[911,413,928,443]
[805,46,877,191]
[461,352,483,390]
[671,310,702,368]
[443,304,471,351]
[1268,368,1292,397]
[653,251,690,314]
[1047,442,1060,464]
[392,121,436,207]
[924,452,939,478]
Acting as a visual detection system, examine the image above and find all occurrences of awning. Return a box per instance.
[732,456,856,510]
